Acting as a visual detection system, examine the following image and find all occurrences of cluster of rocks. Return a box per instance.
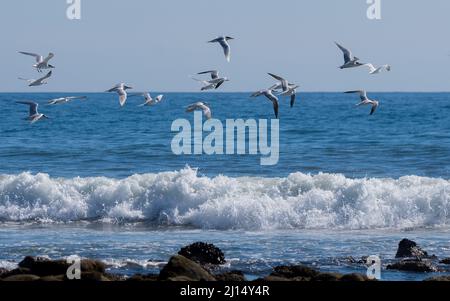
[1,240,450,282]
[0,256,118,281]
[385,238,450,277]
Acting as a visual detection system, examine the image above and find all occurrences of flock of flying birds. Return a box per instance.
[14,37,390,123]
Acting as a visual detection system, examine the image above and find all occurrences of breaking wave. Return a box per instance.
[0,168,449,230]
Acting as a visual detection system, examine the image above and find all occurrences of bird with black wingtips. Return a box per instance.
[16,101,50,123]
[345,90,379,115]
[208,36,234,62]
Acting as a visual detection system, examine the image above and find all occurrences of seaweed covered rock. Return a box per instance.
[178,242,226,265]
[387,259,438,273]
[270,265,320,280]
[395,239,428,258]
[215,271,246,281]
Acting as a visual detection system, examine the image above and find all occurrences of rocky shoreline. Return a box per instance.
[1,240,450,282]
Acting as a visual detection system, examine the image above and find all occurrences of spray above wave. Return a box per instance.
[0,168,449,230]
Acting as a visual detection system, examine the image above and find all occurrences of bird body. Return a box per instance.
[364,63,391,75]
[19,71,53,87]
[16,101,49,123]
[47,96,88,105]
[251,89,279,118]
[130,93,164,107]
[186,102,212,119]
[19,51,55,72]
[268,74,299,108]
[345,90,379,115]
[106,83,133,107]
[208,36,234,62]
[192,70,229,90]
[335,42,364,69]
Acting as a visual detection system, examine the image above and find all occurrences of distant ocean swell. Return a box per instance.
[0,168,449,230]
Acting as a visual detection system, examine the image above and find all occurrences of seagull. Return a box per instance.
[277,85,299,108]
[16,101,49,123]
[251,89,279,118]
[47,96,88,105]
[18,51,55,72]
[129,93,164,107]
[364,63,391,75]
[194,70,230,89]
[267,74,299,108]
[186,102,212,119]
[268,73,291,92]
[106,83,133,107]
[18,71,52,87]
[335,42,364,69]
[208,36,234,62]
[192,78,219,91]
[345,90,379,115]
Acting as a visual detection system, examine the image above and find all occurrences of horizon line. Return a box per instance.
[1,91,450,94]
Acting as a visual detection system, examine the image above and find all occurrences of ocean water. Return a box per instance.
[1,92,450,281]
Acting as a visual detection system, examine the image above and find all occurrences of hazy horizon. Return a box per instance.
[1,0,450,93]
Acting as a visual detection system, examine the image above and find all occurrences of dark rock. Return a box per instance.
[76,272,111,282]
[167,276,197,281]
[2,274,41,281]
[159,255,216,281]
[127,274,159,282]
[104,273,126,281]
[80,259,106,274]
[39,275,65,282]
[424,276,450,282]
[19,256,69,276]
[0,268,8,277]
[340,273,372,281]
[395,239,428,258]
[387,259,438,273]
[439,258,450,265]
[178,242,226,265]
[215,271,246,282]
[270,265,320,279]
[313,272,343,281]
[0,267,32,279]
[257,276,293,282]
[18,256,106,277]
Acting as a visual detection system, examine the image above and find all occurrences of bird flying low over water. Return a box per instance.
[47,96,88,105]
[106,83,133,107]
[335,42,364,69]
[16,101,49,123]
[18,51,55,73]
[129,92,164,107]
[186,102,212,119]
[364,63,391,75]
[192,78,218,91]
[208,36,234,62]
[192,70,229,90]
[268,73,299,108]
[345,90,379,115]
[19,71,53,87]
[251,88,279,119]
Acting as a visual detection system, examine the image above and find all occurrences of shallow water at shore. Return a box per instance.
[1,224,450,281]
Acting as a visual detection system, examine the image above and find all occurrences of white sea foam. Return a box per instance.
[0,168,449,230]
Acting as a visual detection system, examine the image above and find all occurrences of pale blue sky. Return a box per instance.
[0,0,449,92]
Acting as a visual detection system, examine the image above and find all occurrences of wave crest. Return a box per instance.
[0,168,449,230]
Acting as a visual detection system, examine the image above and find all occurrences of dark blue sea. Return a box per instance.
[1,92,450,280]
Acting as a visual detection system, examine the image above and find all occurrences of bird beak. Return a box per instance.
[49,65,55,68]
